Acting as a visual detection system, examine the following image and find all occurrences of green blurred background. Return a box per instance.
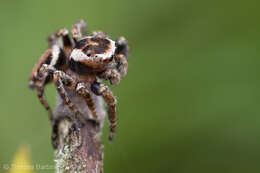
[0,0,260,172]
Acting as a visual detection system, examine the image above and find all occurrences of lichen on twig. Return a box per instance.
[52,88,105,173]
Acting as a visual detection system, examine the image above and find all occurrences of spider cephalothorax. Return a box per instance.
[29,20,129,142]
[69,37,116,74]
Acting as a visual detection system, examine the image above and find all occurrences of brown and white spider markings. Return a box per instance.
[29,19,129,140]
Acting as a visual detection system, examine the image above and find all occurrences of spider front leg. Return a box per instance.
[99,69,121,86]
[41,65,84,127]
[115,37,129,77]
[36,77,53,120]
[72,19,88,41]
[47,28,73,57]
[114,54,128,77]
[92,30,108,39]
[76,83,99,121]
[52,71,85,127]
[41,65,99,122]
[29,49,54,119]
[29,48,53,89]
[91,82,117,140]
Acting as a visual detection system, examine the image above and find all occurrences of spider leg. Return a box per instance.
[40,64,82,148]
[91,82,117,140]
[30,43,69,118]
[92,30,108,39]
[115,36,130,57]
[41,64,99,122]
[114,54,128,77]
[29,48,53,89]
[76,83,99,121]
[72,19,87,41]
[29,48,55,119]
[99,69,121,86]
[47,28,74,57]
[40,65,84,127]
[30,27,72,89]
[97,36,129,85]
[36,78,53,120]
[115,37,129,77]
[52,70,85,127]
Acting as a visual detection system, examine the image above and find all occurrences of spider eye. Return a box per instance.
[87,52,92,57]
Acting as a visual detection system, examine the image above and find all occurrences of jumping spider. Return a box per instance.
[29,20,129,140]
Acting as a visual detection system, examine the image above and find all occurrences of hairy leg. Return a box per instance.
[99,69,121,86]
[30,41,69,117]
[92,30,108,39]
[52,71,84,127]
[47,28,73,57]
[76,83,99,121]
[114,54,128,78]
[30,27,73,89]
[29,48,53,89]
[40,65,86,147]
[115,36,130,57]
[42,64,100,123]
[91,82,117,140]
[29,48,55,119]
[72,19,87,41]
[115,37,129,77]
[36,81,53,120]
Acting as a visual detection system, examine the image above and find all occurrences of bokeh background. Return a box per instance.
[0,0,260,172]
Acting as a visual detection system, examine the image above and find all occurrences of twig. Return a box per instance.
[52,88,105,173]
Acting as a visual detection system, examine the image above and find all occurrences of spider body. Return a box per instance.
[69,37,116,75]
[29,20,129,142]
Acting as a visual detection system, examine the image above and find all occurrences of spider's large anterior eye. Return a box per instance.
[87,52,92,57]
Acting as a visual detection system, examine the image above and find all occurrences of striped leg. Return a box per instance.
[99,69,121,86]
[29,49,54,120]
[115,37,129,77]
[30,44,67,118]
[115,36,129,57]
[36,82,53,120]
[114,54,128,77]
[40,65,84,147]
[91,82,117,140]
[29,48,53,89]
[92,30,108,39]
[47,28,73,57]
[72,19,87,41]
[53,71,84,127]
[76,83,99,121]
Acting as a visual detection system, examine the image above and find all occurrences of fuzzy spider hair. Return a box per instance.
[29,19,129,143]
